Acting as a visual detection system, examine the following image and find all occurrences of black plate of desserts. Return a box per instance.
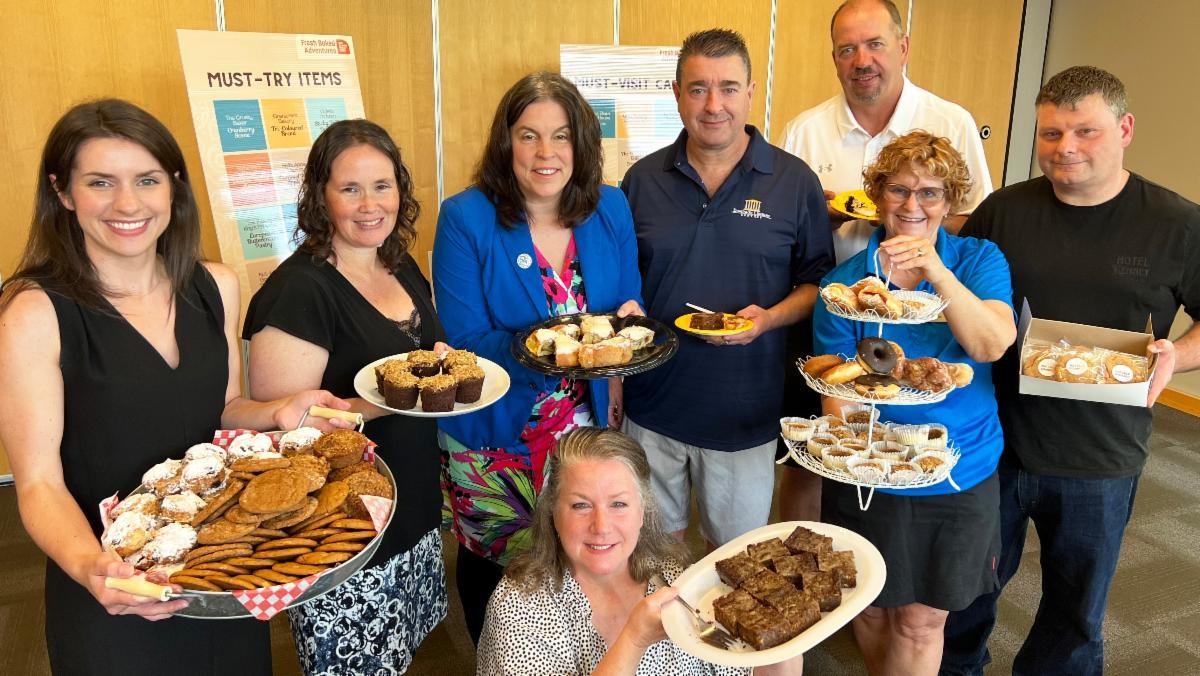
[511,313,678,379]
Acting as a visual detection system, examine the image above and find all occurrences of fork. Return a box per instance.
[650,573,739,650]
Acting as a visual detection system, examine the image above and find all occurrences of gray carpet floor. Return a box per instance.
[1,404,1196,675]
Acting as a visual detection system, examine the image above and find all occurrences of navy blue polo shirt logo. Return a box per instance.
[732,198,773,220]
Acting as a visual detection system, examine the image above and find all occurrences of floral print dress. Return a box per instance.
[442,236,594,565]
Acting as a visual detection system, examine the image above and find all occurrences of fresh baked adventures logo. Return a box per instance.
[732,198,772,219]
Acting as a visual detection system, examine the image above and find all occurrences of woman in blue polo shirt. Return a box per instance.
[813,131,1016,676]
[432,71,643,643]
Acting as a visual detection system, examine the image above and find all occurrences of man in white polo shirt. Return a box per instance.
[781,0,992,264]
[776,0,993,524]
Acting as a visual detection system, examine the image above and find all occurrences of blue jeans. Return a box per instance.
[940,466,1139,676]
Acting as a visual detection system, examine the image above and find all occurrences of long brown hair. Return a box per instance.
[2,99,201,311]
[473,71,603,229]
[294,119,420,269]
[504,428,689,592]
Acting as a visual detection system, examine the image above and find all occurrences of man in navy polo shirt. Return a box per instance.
[620,28,834,547]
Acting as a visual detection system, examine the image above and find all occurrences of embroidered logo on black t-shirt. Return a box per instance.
[1112,255,1149,280]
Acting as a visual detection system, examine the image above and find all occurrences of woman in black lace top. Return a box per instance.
[243,119,447,675]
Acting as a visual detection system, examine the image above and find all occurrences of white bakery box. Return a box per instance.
[1016,300,1156,407]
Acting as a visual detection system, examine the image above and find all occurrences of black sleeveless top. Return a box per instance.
[243,252,445,564]
[43,264,270,675]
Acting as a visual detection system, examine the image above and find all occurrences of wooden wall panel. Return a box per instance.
[224,0,439,268]
[619,0,774,132]
[907,0,1024,188]
[438,0,613,199]
[769,0,910,144]
[0,0,218,279]
[0,0,217,477]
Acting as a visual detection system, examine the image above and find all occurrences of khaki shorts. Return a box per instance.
[624,417,776,546]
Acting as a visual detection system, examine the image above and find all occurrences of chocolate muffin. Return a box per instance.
[418,374,458,412]
[441,349,477,370]
[406,350,441,377]
[449,363,485,403]
[382,370,420,410]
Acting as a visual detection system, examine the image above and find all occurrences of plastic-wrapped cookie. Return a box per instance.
[780,417,816,442]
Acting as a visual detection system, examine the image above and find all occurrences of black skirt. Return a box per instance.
[821,472,1001,611]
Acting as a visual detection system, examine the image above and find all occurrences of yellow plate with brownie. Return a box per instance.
[663,521,886,666]
[353,352,510,418]
[830,189,879,221]
[674,312,755,336]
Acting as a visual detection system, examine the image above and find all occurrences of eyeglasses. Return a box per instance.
[882,183,947,206]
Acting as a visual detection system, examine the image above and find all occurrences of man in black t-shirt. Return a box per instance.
[941,67,1200,676]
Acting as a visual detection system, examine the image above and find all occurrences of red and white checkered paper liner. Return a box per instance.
[231,572,322,620]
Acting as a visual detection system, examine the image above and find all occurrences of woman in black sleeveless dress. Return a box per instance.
[244,120,448,675]
[0,100,348,675]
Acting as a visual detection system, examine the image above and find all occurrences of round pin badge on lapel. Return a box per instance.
[516,253,533,269]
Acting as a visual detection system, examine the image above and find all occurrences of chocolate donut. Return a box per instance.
[853,374,901,399]
[856,337,898,374]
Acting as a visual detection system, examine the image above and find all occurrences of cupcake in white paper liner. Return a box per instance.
[818,414,850,432]
[911,449,956,477]
[888,461,922,485]
[827,426,856,440]
[780,417,817,442]
[822,448,856,471]
[838,439,871,456]
[839,404,879,432]
[869,440,907,462]
[892,424,930,446]
[859,422,889,442]
[924,424,950,449]
[847,456,889,483]
[807,434,839,457]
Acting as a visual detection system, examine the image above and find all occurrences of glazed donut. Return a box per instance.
[853,374,901,399]
[856,337,898,374]
[822,283,860,312]
[1102,351,1147,384]
[887,340,906,360]
[851,277,886,294]
[821,361,866,385]
[946,362,974,387]
[803,354,846,377]
[858,286,904,319]
[901,357,954,392]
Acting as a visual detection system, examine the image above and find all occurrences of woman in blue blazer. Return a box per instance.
[432,71,642,642]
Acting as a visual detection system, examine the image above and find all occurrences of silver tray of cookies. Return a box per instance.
[103,424,395,619]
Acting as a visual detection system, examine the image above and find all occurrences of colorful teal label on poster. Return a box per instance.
[214,100,267,152]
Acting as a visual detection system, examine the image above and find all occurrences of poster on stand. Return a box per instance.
[178,29,365,308]
[560,44,683,186]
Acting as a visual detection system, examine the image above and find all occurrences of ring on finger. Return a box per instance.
[917,248,926,256]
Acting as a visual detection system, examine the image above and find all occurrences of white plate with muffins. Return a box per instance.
[353,350,510,417]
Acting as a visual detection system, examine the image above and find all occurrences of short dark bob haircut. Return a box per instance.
[473,71,603,229]
[294,119,420,269]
